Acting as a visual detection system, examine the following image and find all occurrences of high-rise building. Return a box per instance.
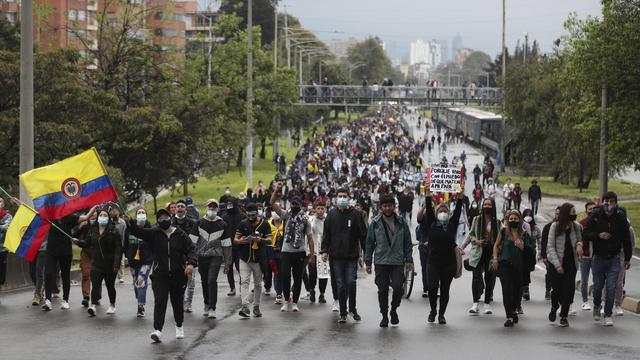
[437,39,450,63]
[410,39,442,67]
[452,34,463,61]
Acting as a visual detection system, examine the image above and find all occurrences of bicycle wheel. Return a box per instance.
[405,269,415,299]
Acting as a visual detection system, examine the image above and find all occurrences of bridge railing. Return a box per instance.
[296,85,501,107]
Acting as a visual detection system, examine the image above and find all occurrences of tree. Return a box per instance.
[219,0,278,47]
[0,18,19,52]
[346,37,395,84]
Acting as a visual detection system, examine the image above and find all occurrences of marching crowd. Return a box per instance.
[0,107,635,343]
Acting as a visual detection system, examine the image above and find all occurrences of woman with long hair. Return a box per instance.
[521,208,540,302]
[492,210,533,327]
[546,203,581,327]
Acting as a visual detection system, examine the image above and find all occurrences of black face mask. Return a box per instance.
[569,214,577,221]
[482,207,493,214]
[158,219,171,230]
[291,206,301,215]
[509,221,520,229]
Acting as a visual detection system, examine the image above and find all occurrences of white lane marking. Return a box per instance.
[633,255,640,261]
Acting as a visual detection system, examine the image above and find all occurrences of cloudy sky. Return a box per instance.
[277,0,603,60]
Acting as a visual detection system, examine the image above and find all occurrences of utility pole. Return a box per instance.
[523,32,528,64]
[500,0,507,172]
[273,9,278,68]
[299,47,303,85]
[273,8,280,163]
[246,0,254,188]
[285,6,290,68]
[20,0,34,203]
[599,84,608,196]
[207,14,213,87]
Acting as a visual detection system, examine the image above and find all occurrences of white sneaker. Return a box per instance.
[203,306,209,317]
[301,292,310,301]
[118,278,125,284]
[468,303,479,315]
[603,317,614,327]
[331,300,339,312]
[614,306,624,316]
[42,299,52,311]
[483,303,493,315]
[291,303,300,312]
[88,305,96,317]
[208,309,216,319]
[568,307,577,316]
[264,289,271,296]
[280,302,289,312]
[175,326,185,339]
[61,300,70,310]
[106,305,116,315]
[275,295,283,305]
[582,302,592,311]
[150,330,162,343]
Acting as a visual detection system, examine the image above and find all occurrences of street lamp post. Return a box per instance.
[20,0,34,203]
[246,0,254,188]
[500,0,507,172]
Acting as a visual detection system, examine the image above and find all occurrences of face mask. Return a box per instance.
[606,204,616,214]
[97,216,109,225]
[524,216,533,223]
[291,206,301,215]
[509,221,520,229]
[482,207,492,214]
[271,213,280,221]
[337,197,349,208]
[158,219,171,230]
[89,219,96,225]
[257,210,264,217]
[437,212,449,222]
[225,190,231,195]
[206,210,217,218]
[569,214,577,221]
[175,213,186,219]
[136,214,147,223]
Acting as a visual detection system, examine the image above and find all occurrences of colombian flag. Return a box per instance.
[4,205,51,261]
[19,148,117,220]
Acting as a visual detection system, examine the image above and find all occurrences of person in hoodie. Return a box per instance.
[190,199,232,319]
[124,208,154,317]
[223,197,247,297]
[321,188,367,323]
[73,207,122,317]
[174,199,198,313]
[127,208,197,343]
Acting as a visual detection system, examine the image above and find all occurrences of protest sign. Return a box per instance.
[426,165,462,193]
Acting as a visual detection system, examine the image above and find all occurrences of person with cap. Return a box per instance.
[185,196,201,220]
[235,203,272,318]
[321,187,367,323]
[223,196,247,297]
[128,208,197,343]
[365,194,414,327]
[271,182,315,312]
[190,199,232,319]
[583,191,632,327]
[173,199,198,313]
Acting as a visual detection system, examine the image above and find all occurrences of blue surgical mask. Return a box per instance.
[206,210,217,218]
[337,197,349,208]
[136,214,147,223]
[257,210,264,217]
[97,216,109,225]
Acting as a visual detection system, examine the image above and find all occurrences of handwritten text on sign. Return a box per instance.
[427,166,462,193]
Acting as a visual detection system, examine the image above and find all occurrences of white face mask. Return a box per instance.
[524,216,533,223]
[437,212,450,222]
[271,213,280,221]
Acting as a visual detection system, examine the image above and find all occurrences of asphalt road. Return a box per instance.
[0,110,639,360]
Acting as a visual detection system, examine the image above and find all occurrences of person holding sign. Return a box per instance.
[418,182,465,325]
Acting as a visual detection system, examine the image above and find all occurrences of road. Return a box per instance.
[0,110,639,360]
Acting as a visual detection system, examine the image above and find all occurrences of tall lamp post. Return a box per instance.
[246,0,254,188]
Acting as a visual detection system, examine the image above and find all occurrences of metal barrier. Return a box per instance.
[296,85,501,107]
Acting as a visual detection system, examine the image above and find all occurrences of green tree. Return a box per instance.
[346,37,395,84]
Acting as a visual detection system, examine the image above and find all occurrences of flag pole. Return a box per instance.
[0,186,76,240]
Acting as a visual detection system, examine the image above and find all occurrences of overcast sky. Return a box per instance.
[277,0,603,60]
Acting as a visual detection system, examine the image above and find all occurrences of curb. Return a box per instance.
[575,280,640,314]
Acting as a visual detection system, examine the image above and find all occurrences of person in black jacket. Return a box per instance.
[124,208,154,317]
[583,192,632,326]
[528,180,542,215]
[128,208,197,343]
[321,188,367,323]
[541,207,560,301]
[174,199,198,312]
[223,197,247,297]
[418,187,464,325]
[74,207,122,317]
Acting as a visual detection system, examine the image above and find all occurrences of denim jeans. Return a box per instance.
[131,265,150,305]
[592,254,621,317]
[331,259,358,316]
[579,257,593,302]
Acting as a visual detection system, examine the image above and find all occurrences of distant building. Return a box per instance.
[454,48,474,67]
[411,62,431,85]
[437,39,450,63]
[410,39,441,67]
[452,34,463,61]
[330,37,359,59]
[0,0,20,25]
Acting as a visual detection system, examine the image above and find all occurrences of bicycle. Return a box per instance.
[404,240,420,299]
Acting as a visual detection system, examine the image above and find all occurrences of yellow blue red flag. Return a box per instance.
[4,205,51,261]
[19,147,117,220]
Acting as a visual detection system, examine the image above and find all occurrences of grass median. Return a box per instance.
[507,176,640,200]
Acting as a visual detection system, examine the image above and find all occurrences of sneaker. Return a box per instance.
[568,307,577,316]
[593,305,602,322]
[208,309,217,319]
[504,319,514,327]
[349,311,362,321]
[253,307,262,318]
[106,304,116,315]
[302,292,310,301]
[516,306,524,315]
[544,290,551,300]
[227,289,236,296]
[309,290,316,303]
[238,307,250,318]
[380,315,389,328]
[614,305,624,316]
[61,300,70,310]
[175,326,184,339]
[118,278,125,284]
[32,293,41,306]
[582,302,592,311]
[275,295,283,305]
[390,309,399,326]
[291,303,300,312]
[603,317,614,327]
[264,289,271,296]
[150,330,162,343]
[483,303,493,315]
[468,303,479,315]
[318,294,326,304]
[512,313,519,324]
[184,303,192,313]
[438,315,446,325]
[559,317,569,327]
[81,297,89,308]
[522,288,530,301]
[427,311,436,323]
[331,300,339,312]
[280,303,289,312]
[88,305,96,317]
[549,307,558,322]
[422,291,429,298]
[338,315,347,323]
[203,306,209,317]
[137,305,145,318]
